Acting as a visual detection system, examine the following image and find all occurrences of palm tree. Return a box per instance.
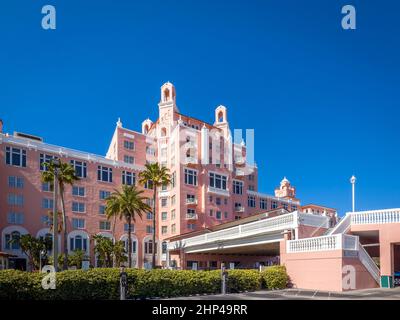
[105,185,150,268]
[41,160,79,270]
[139,163,171,268]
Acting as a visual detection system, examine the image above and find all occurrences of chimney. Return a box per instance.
[0,119,3,133]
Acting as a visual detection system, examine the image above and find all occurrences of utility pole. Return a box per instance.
[52,159,60,272]
[350,175,356,212]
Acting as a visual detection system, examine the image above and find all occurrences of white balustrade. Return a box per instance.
[351,209,400,225]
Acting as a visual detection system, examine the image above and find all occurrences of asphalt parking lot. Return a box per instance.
[167,287,400,300]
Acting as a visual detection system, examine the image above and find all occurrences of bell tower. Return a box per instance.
[158,82,178,138]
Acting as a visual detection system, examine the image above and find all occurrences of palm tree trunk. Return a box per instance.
[152,185,157,269]
[59,185,69,270]
[112,214,117,267]
[127,215,132,268]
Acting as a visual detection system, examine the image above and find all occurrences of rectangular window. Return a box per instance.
[146,146,156,156]
[224,198,228,205]
[171,224,176,234]
[99,221,111,231]
[161,212,168,221]
[99,190,111,200]
[70,160,87,178]
[146,225,154,234]
[42,198,53,209]
[224,212,228,219]
[162,226,168,235]
[72,186,85,197]
[144,180,153,190]
[216,211,222,219]
[40,153,56,171]
[72,218,85,229]
[123,155,134,164]
[72,202,85,213]
[7,194,23,207]
[184,168,197,186]
[292,205,297,211]
[97,166,113,182]
[146,212,153,220]
[209,172,227,190]
[161,198,168,207]
[260,198,267,210]
[6,147,27,167]
[124,223,135,232]
[99,205,106,215]
[171,195,176,205]
[171,209,176,220]
[124,140,135,150]
[248,185,255,191]
[271,201,278,209]
[171,172,176,188]
[122,171,136,186]
[42,182,53,192]
[283,203,288,210]
[216,197,221,205]
[8,176,24,188]
[187,223,196,230]
[209,209,213,217]
[233,180,243,195]
[248,195,256,208]
[7,212,24,224]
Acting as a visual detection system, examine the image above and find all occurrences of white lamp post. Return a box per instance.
[350,175,356,212]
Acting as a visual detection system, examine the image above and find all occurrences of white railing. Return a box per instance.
[185,156,197,164]
[235,206,245,212]
[169,211,299,250]
[351,208,400,225]
[185,214,198,220]
[186,198,198,205]
[286,234,359,253]
[358,245,380,284]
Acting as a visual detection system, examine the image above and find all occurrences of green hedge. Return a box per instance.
[261,266,289,290]
[0,268,260,300]
[0,267,288,299]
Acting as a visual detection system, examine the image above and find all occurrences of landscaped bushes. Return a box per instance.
[261,265,289,290]
[0,268,276,300]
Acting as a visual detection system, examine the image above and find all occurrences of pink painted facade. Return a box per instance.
[6,82,396,293]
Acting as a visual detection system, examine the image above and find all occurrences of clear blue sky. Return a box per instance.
[1,0,399,216]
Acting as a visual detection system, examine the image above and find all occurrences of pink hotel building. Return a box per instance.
[1,82,400,291]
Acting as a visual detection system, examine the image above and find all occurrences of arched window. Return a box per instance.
[218,111,224,123]
[5,231,21,250]
[144,124,149,134]
[161,127,167,137]
[164,88,170,102]
[123,239,137,254]
[144,239,157,254]
[162,241,168,254]
[70,235,87,252]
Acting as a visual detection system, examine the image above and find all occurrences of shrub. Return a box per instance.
[261,265,289,290]
[227,269,262,292]
[0,268,263,300]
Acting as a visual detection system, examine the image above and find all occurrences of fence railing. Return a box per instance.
[286,234,359,253]
[350,209,400,225]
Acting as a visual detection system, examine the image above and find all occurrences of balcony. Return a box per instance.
[185,214,198,220]
[184,156,197,165]
[234,156,245,165]
[186,198,198,205]
[207,186,230,197]
[235,206,245,213]
[185,141,197,149]
[235,169,245,176]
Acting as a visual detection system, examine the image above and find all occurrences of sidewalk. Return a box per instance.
[166,287,400,300]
